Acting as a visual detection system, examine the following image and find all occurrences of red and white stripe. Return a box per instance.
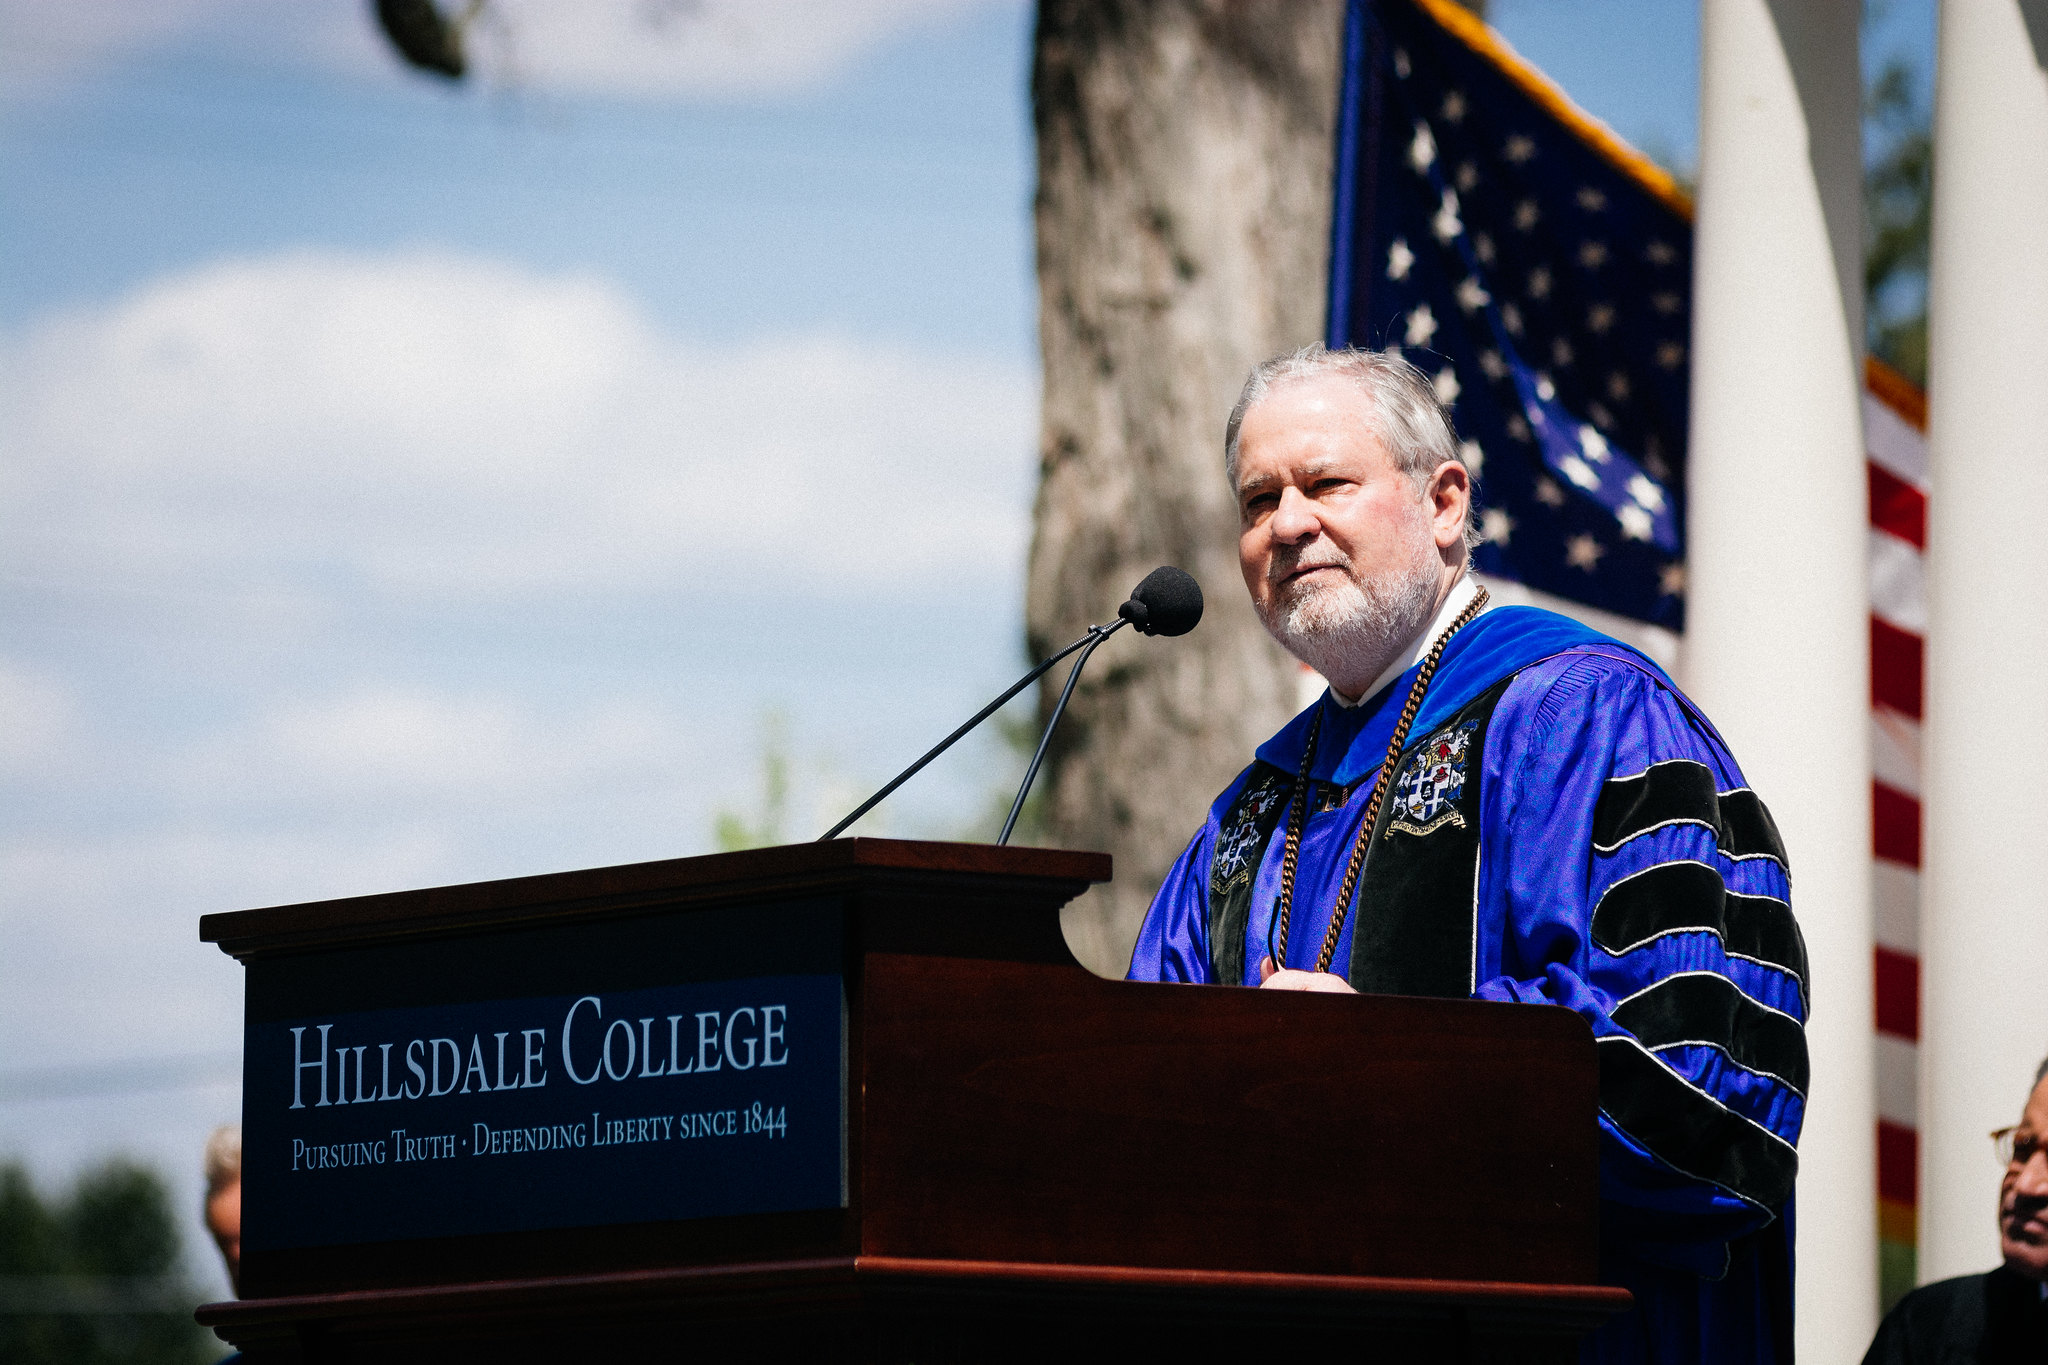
[1864,364,1927,1251]
[1301,365,1930,1253]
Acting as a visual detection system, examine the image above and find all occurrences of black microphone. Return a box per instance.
[1117,565,1204,637]
[819,567,1205,843]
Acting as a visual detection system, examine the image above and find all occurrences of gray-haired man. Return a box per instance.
[1863,1058,2048,1362]
[1128,346,1808,1365]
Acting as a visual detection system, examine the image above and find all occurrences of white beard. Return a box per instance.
[1258,534,1442,691]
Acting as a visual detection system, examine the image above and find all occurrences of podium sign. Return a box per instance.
[242,897,846,1251]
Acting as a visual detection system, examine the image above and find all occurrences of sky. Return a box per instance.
[0,0,1929,1309]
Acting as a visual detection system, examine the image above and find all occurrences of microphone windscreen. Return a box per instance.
[1124,566,1204,637]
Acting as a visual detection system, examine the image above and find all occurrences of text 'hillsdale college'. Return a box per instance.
[286,995,791,1110]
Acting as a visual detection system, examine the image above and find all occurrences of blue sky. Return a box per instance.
[0,0,1929,1306]
[1,2,1038,351]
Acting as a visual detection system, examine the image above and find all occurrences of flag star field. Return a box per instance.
[1329,0,1694,629]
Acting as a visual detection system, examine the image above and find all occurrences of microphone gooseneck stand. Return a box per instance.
[815,618,1127,843]
[995,619,1120,845]
[818,565,1203,845]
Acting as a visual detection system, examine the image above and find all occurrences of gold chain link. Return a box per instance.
[1270,585,1490,976]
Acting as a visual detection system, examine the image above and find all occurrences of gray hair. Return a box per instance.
[1224,345,1479,548]
[204,1123,240,1195]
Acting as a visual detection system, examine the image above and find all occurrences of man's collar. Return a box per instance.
[1328,573,1484,709]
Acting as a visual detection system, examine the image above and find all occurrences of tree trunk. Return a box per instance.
[1029,0,1344,975]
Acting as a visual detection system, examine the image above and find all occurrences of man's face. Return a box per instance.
[1233,375,1467,694]
[2000,1077,2048,1281]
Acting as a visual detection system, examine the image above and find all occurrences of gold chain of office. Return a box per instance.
[1270,586,1490,976]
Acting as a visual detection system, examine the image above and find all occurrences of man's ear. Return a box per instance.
[1427,459,1472,551]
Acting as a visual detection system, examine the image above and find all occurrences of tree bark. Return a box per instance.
[1029,0,1344,975]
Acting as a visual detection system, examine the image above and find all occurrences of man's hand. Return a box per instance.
[1257,955,1358,993]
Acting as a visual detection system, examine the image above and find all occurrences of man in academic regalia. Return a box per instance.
[1862,1059,2048,1363]
[1128,346,1807,1364]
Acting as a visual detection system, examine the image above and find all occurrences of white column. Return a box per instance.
[1689,0,1874,1355]
[1917,0,2048,1287]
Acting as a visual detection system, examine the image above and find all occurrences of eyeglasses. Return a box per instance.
[1992,1127,2042,1167]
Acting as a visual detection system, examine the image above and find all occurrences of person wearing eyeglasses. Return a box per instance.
[1862,1056,2048,1363]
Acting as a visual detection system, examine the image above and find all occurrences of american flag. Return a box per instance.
[1328,0,1691,630]
[1328,0,1928,1302]
[1864,366,1925,1297]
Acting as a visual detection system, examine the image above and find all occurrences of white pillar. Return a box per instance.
[1689,0,1874,1355]
[1917,0,2048,1288]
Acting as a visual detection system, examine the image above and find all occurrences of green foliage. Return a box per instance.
[66,1167,184,1279]
[1630,23,1928,390]
[1879,1235,1917,1317]
[712,711,792,851]
[0,1158,215,1365]
[0,1166,62,1275]
[1864,55,1931,386]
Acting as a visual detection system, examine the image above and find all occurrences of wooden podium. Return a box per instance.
[196,839,1627,1362]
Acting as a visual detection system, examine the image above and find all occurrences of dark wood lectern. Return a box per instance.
[197,839,1627,1362]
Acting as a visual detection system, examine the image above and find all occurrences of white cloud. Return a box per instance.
[0,248,1036,606]
[0,664,75,773]
[247,689,678,799]
[0,0,1016,104]
[465,0,1005,100]
[0,243,1035,1052]
[0,249,1036,1244]
[0,0,245,100]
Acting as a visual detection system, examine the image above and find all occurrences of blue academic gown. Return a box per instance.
[1128,605,1804,1365]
